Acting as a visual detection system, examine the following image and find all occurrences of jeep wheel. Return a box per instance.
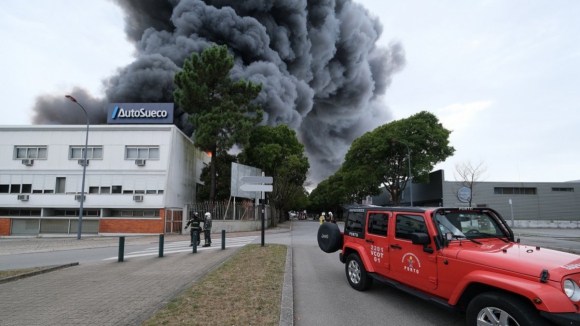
[318,222,343,253]
[466,291,549,326]
[345,253,373,291]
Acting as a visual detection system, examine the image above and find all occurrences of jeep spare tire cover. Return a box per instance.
[318,222,343,253]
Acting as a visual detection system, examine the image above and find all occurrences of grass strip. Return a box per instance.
[0,267,47,279]
[143,244,287,326]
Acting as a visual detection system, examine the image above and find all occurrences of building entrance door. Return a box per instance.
[164,209,183,234]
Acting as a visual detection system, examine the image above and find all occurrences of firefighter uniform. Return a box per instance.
[319,212,326,225]
[202,212,212,247]
[184,212,201,246]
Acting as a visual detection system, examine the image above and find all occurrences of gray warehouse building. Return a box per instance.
[371,170,580,227]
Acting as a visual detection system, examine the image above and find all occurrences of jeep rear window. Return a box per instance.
[345,211,365,238]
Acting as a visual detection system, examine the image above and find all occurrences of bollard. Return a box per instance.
[159,234,164,258]
[118,236,125,262]
[222,230,226,250]
[192,232,197,253]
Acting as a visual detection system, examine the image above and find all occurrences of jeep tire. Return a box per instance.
[317,222,343,253]
[466,291,549,326]
[345,253,373,291]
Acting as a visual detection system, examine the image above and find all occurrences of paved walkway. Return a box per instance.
[0,223,292,326]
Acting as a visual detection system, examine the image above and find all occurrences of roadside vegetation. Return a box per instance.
[142,244,287,326]
[0,266,47,279]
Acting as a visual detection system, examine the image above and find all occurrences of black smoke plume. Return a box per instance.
[32,0,405,183]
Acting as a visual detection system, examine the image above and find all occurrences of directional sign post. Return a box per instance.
[240,175,273,247]
[240,184,273,192]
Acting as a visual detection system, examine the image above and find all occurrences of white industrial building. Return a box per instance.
[0,125,209,236]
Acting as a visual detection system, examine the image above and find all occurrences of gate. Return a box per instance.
[164,209,183,234]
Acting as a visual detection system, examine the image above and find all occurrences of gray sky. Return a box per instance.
[1,0,578,183]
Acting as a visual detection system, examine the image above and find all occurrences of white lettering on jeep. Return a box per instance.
[562,263,580,270]
[348,232,359,237]
[321,234,329,239]
[370,245,385,263]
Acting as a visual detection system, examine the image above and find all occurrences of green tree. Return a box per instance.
[197,151,237,202]
[174,44,263,201]
[240,125,310,223]
[307,168,381,220]
[342,111,455,206]
[308,178,330,215]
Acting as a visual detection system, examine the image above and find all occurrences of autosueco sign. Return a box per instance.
[107,103,174,124]
[112,107,168,118]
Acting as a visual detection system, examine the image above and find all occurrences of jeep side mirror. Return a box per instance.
[445,232,454,241]
[411,232,430,245]
[412,232,434,254]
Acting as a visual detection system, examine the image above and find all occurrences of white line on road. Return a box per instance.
[103,236,257,260]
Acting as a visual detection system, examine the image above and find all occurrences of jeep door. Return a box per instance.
[364,211,391,276]
[390,213,438,290]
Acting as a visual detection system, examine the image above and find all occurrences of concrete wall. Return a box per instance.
[164,128,199,208]
[210,219,271,233]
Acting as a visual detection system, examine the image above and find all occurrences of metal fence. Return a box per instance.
[186,201,280,226]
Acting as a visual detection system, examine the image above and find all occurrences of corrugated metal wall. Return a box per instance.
[443,181,580,220]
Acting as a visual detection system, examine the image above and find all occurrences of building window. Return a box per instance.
[1,209,41,216]
[14,146,48,159]
[69,146,103,160]
[53,209,99,217]
[552,188,574,192]
[494,187,537,195]
[125,146,160,160]
[111,209,160,218]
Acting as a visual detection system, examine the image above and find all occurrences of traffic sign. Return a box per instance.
[240,176,273,184]
[240,184,273,192]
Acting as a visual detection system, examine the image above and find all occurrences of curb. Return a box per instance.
[279,245,293,326]
[0,262,79,284]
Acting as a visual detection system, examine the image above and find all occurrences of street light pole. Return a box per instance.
[393,139,413,206]
[65,95,89,240]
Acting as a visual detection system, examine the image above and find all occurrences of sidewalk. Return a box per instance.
[0,223,292,326]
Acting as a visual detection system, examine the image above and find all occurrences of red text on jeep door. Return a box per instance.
[390,213,438,290]
[364,211,391,275]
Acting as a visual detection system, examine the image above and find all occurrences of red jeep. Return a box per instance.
[318,206,580,326]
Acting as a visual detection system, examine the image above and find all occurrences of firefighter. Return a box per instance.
[202,212,212,247]
[319,212,326,225]
[328,211,335,223]
[184,212,201,246]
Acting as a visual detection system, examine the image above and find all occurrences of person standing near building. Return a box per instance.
[319,212,325,225]
[184,212,201,246]
[202,212,212,247]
